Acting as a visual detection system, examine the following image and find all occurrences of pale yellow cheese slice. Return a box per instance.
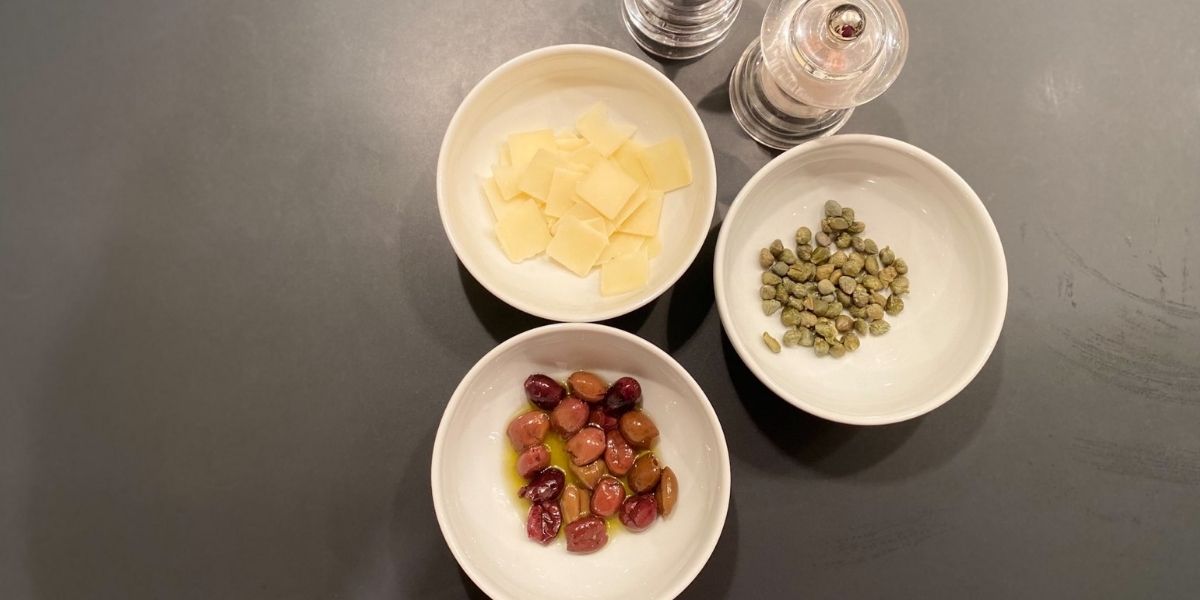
[482,177,523,219]
[552,201,605,235]
[517,149,564,201]
[646,235,663,259]
[495,199,551,262]
[618,189,663,236]
[576,159,639,220]
[493,164,522,199]
[546,216,608,276]
[637,138,692,192]
[601,248,650,296]
[612,187,650,228]
[576,103,637,157]
[544,168,584,218]
[499,144,511,167]
[508,129,555,169]
[596,232,647,265]
[568,145,605,170]
[613,141,651,187]
[555,135,588,151]
[579,217,608,237]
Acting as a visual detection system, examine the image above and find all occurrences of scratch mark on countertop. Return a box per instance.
[1072,437,1200,486]
[819,510,954,568]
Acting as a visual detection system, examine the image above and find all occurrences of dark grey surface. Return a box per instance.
[2,0,1198,598]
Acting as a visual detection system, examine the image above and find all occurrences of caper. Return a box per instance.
[885,295,904,315]
[830,268,843,282]
[879,246,895,266]
[835,314,853,333]
[782,328,803,347]
[798,328,816,347]
[870,291,887,306]
[786,297,805,311]
[821,219,832,234]
[842,258,863,277]
[829,342,847,358]
[836,233,852,248]
[852,289,869,307]
[893,258,908,274]
[854,318,869,335]
[879,266,898,284]
[791,280,809,297]
[811,246,831,264]
[851,236,866,252]
[779,248,798,265]
[762,300,782,316]
[759,248,774,269]
[824,200,843,217]
[838,276,857,294]
[855,271,866,283]
[802,294,816,311]
[815,231,832,247]
[781,307,802,327]
[814,338,830,356]
[814,321,837,340]
[775,287,789,303]
[796,227,813,246]
[864,255,881,275]
[762,271,782,285]
[862,275,883,291]
[830,251,848,267]
[829,217,849,231]
[849,305,867,319]
[799,311,818,328]
[786,267,804,282]
[814,264,834,281]
[817,279,835,295]
[841,207,855,222]
[842,333,861,352]
[769,239,785,257]
[824,302,843,318]
[759,285,775,300]
[864,238,879,254]
[836,290,852,307]
[869,320,891,336]
[771,261,789,276]
[848,221,866,234]
[797,245,813,262]
[812,299,829,316]
[762,332,782,353]
[891,276,910,295]
[866,303,885,321]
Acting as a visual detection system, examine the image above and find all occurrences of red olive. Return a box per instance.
[565,516,608,553]
[604,376,642,413]
[524,374,565,411]
[565,427,606,466]
[604,430,635,476]
[588,407,619,432]
[526,502,562,545]
[506,411,550,450]
[519,468,565,503]
[590,475,626,518]
[515,444,551,480]
[619,494,657,532]
[551,396,589,436]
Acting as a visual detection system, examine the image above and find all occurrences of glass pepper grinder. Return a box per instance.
[729,0,908,149]
[622,0,742,60]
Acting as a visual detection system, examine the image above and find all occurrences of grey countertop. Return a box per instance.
[2,1,1198,598]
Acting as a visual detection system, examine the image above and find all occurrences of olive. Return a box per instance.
[519,467,564,503]
[560,484,590,525]
[618,410,659,449]
[568,458,607,490]
[619,494,657,532]
[526,501,562,545]
[550,396,589,436]
[627,453,661,493]
[506,411,550,450]
[567,371,608,403]
[516,444,550,480]
[523,374,565,411]
[603,376,642,413]
[565,427,606,466]
[656,467,678,517]
[565,515,608,553]
[587,407,618,432]
[590,475,626,518]
[604,430,635,476]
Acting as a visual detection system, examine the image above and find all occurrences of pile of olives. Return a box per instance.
[507,371,678,553]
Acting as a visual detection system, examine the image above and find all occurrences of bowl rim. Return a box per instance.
[436,44,717,323]
[430,322,732,600]
[713,134,1009,426]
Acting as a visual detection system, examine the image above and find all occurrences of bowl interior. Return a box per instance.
[432,325,730,600]
[716,136,1006,424]
[438,46,716,322]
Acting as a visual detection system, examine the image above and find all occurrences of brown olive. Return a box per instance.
[618,494,657,532]
[526,501,561,545]
[550,396,589,436]
[618,410,659,449]
[568,458,607,490]
[516,444,550,480]
[604,430,635,476]
[506,411,549,450]
[565,427,605,466]
[627,453,661,493]
[588,407,618,431]
[560,484,590,525]
[656,467,677,517]
[565,515,608,553]
[590,475,626,518]
[567,371,608,403]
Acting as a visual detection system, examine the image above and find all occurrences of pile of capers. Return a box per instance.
[758,200,910,358]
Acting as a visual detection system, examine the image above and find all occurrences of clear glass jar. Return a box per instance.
[622,0,742,60]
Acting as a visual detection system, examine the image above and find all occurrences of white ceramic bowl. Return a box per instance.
[431,324,730,600]
[437,45,717,322]
[715,135,1007,425]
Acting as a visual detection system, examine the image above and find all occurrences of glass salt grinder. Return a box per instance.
[729,0,908,150]
[622,0,742,60]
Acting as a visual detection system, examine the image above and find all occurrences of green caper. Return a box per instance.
[762,271,782,285]
[792,280,809,297]
[814,338,830,356]
[868,320,891,336]
[830,268,843,282]
[830,251,848,267]
[787,297,805,311]
[799,311,819,328]
[763,332,782,352]
[771,261,789,276]
[841,207,855,222]
[824,200,843,217]
[849,305,867,319]
[843,257,863,276]
[855,271,866,284]
[864,255,881,275]
[862,275,883,291]
[836,290,852,307]
[795,227,813,246]
[769,239,785,257]
[893,258,908,274]
[817,279,835,295]
[775,286,789,303]
[829,342,847,358]
[853,318,869,335]
[811,246,831,264]
[885,295,904,315]
[786,267,804,282]
[829,217,849,231]
[823,302,843,318]
[762,300,782,316]
[838,276,857,294]
[879,246,895,266]
[820,293,836,304]
[890,275,910,295]
[781,307,802,327]
[821,219,832,234]
[853,289,869,307]
[815,264,835,281]
[797,245,813,262]
[870,291,887,307]
[848,221,866,234]
[759,285,776,300]
[842,333,861,352]
[798,328,816,347]
[879,266,897,284]
[812,298,829,316]
[835,314,853,333]
[836,233,852,248]
[851,236,866,252]
[779,248,798,265]
[815,232,832,247]
[802,294,816,311]
[782,328,803,347]
[866,303,885,321]
[814,321,838,340]
[863,238,879,254]
[759,248,774,269]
